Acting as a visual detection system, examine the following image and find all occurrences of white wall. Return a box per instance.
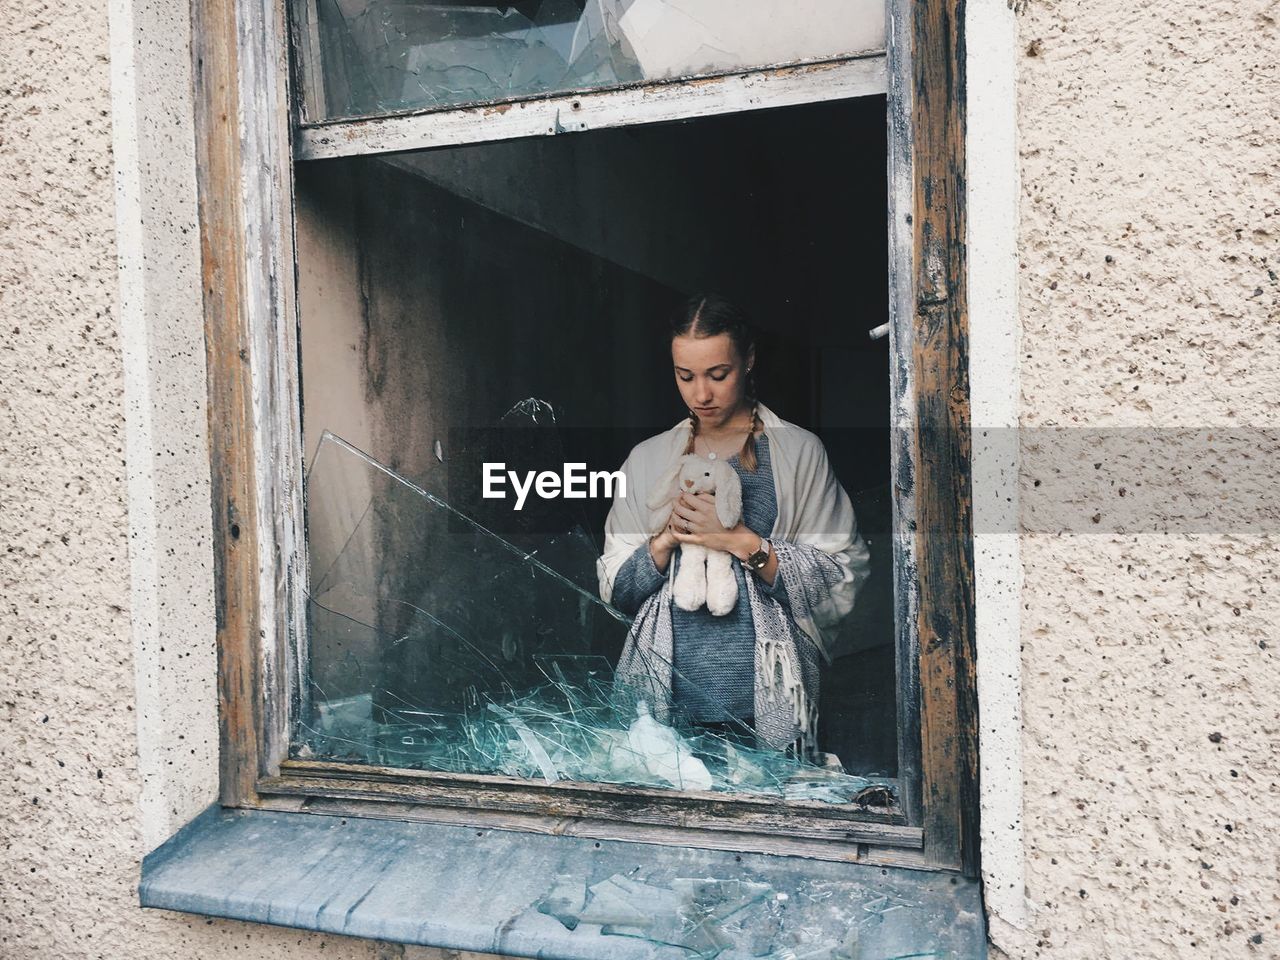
[965,0,1030,950]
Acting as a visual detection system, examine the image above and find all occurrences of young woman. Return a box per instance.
[596,294,871,755]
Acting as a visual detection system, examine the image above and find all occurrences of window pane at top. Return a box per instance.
[302,0,886,121]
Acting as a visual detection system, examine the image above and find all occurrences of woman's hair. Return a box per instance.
[671,293,760,472]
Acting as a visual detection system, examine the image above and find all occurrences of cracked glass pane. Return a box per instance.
[298,427,895,805]
[303,0,886,120]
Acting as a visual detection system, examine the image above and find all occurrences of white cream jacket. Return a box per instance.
[595,403,872,749]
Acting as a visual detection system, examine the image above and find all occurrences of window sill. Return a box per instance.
[140,805,987,959]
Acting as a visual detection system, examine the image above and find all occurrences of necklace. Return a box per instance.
[697,418,755,461]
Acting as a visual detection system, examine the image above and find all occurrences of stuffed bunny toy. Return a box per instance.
[647,453,744,616]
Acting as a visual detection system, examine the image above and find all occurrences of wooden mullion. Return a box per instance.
[254,794,943,871]
[288,0,328,123]
[908,0,977,874]
[277,759,910,825]
[194,0,303,805]
[192,0,264,808]
[886,0,925,838]
[260,768,922,850]
[295,55,888,160]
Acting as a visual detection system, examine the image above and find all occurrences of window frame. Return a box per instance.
[291,57,888,159]
[193,0,977,874]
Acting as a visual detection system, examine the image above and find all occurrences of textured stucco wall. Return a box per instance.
[3,0,1277,955]
[0,0,380,955]
[1007,0,1279,957]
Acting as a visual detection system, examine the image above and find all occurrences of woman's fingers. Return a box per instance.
[679,492,725,533]
[678,497,698,522]
[679,493,712,517]
[668,493,725,538]
[671,512,703,536]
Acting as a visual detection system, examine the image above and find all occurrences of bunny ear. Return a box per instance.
[713,460,743,528]
[646,457,685,512]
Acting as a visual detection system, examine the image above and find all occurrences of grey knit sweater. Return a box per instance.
[609,435,791,723]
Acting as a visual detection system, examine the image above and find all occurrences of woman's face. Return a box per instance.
[671,333,754,430]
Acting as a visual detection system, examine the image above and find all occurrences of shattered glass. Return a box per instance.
[538,874,772,955]
[533,869,979,959]
[298,425,895,806]
[304,0,886,120]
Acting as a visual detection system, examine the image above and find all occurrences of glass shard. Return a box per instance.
[298,428,895,805]
[537,873,771,957]
[533,870,963,959]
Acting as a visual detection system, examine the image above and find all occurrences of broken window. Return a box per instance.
[297,0,886,121]
[302,427,894,803]
[293,97,900,812]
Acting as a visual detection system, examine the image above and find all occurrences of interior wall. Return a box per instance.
[297,96,890,484]
[297,155,672,716]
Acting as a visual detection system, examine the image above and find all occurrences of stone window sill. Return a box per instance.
[141,806,987,958]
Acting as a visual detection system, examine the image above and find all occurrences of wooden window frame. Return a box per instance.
[193,0,977,874]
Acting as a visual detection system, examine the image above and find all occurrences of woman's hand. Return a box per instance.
[670,492,759,559]
[647,512,681,572]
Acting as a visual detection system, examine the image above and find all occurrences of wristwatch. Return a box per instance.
[744,537,771,572]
